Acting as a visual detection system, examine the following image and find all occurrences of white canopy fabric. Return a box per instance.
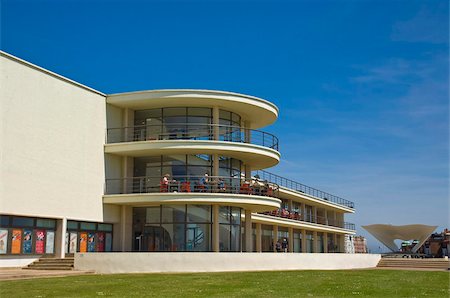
[362,224,437,253]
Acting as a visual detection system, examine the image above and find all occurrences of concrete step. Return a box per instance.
[377,258,449,270]
[25,257,75,271]
[23,266,74,270]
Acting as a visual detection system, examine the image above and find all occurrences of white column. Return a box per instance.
[301,229,307,253]
[245,209,253,252]
[212,205,220,252]
[55,217,67,259]
[256,223,262,252]
[120,205,132,252]
[313,206,317,223]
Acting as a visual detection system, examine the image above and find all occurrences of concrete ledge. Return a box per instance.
[75,253,381,274]
[0,255,39,268]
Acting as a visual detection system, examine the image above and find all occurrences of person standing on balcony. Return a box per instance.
[198,173,209,192]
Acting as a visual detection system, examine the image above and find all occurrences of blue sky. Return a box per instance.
[2,0,448,252]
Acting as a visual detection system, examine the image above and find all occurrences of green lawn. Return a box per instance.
[1,270,449,297]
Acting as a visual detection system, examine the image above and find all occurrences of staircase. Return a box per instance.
[25,257,74,270]
[377,258,450,270]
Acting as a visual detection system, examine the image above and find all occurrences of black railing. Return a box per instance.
[106,123,279,150]
[255,170,355,209]
[105,175,279,198]
[260,209,356,230]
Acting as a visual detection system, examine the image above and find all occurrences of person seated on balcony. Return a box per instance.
[251,175,264,195]
[240,180,252,194]
[260,180,270,196]
[197,173,209,192]
[281,208,289,218]
[217,178,226,192]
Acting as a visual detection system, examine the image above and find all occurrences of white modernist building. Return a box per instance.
[0,51,357,268]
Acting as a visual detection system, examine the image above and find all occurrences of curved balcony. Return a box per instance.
[103,176,281,212]
[255,170,355,210]
[259,209,356,231]
[105,124,280,169]
[107,123,278,150]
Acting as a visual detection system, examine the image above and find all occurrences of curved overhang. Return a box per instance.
[106,89,279,129]
[279,187,355,213]
[362,224,438,253]
[251,214,356,234]
[103,193,281,212]
[104,140,281,170]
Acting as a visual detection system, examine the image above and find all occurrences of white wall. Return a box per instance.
[75,252,381,273]
[0,53,106,222]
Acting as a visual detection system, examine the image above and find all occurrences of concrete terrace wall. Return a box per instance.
[75,253,381,273]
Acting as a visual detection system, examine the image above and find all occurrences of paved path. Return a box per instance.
[0,268,94,281]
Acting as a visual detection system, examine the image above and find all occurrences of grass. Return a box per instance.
[0,270,449,297]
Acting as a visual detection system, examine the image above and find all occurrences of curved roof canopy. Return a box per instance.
[362,224,437,253]
[106,89,279,129]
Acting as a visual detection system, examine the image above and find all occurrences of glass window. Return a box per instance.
[219,207,230,224]
[161,205,186,223]
[186,223,211,252]
[231,113,241,125]
[188,108,211,117]
[162,223,185,251]
[12,217,34,227]
[187,205,211,223]
[98,223,113,232]
[0,215,10,227]
[80,222,96,230]
[188,154,211,166]
[67,221,78,230]
[219,110,231,121]
[163,107,187,118]
[146,207,160,223]
[231,207,241,225]
[36,219,56,229]
[135,109,162,125]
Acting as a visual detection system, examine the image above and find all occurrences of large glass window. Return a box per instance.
[133,205,212,252]
[306,231,314,253]
[0,215,58,256]
[293,230,302,253]
[66,220,113,254]
[219,207,241,252]
[261,225,273,252]
[133,108,240,141]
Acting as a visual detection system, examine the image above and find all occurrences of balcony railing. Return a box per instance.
[255,170,355,209]
[106,123,279,150]
[260,209,356,231]
[105,175,279,198]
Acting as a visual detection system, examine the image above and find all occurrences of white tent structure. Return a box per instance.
[362,224,437,253]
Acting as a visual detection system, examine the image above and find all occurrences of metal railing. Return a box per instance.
[260,209,356,230]
[255,170,355,209]
[105,175,279,198]
[106,123,279,150]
